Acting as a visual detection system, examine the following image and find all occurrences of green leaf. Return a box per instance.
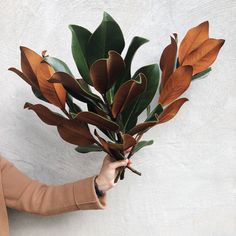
[192,67,212,80]
[114,36,149,94]
[75,144,103,153]
[31,86,48,103]
[145,104,163,121]
[146,104,151,116]
[121,64,160,132]
[86,12,125,66]
[66,93,82,114]
[69,25,92,85]
[43,56,73,75]
[133,140,154,153]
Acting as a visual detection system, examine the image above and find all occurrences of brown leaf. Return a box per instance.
[107,134,137,151]
[179,21,209,65]
[157,98,189,124]
[20,46,43,90]
[75,111,120,131]
[158,65,193,106]
[24,102,95,146]
[112,73,147,118]
[36,63,66,109]
[127,121,158,136]
[57,119,95,146]
[48,72,102,103]
[160,34,177,90]
[24,102,65,126]
[182,38,225,75]
[90,50,125,94]
[94,129,112,154]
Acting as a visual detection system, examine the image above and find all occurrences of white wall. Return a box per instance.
[0,0,235,235]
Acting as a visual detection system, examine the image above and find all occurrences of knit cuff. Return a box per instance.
[73,175,106,210]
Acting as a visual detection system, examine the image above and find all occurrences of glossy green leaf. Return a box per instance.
[114,36,149,94]
[145,104,163,121]
[43,56,73,75]
[192,67,211,80]
[132,140,154,153]
[75,144,103,153]
[86,12,125,66]
[121,64,160,132]
[69,25,92,85]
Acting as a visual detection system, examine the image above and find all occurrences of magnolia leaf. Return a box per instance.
[86,12,125,66]
[127,121,158,136]
[43,56,73,76]
[121,64,159,132]
[107,134,137,151]
[145,104,163,122]
[179,21,209,64]
[157,98,189,124]
[182,38,225,75]
[69,25,92,85]
[48,72,102,104]
[36,63,66,109]
[158,65,193,106]
[90,50,125,94]
[76,111,120,131]
[192,67,212,80]
[113,36,149,94]
[75,144,103,153]
[112,73,147,118]
[159,34,177,91]
[132,140,154,153]
[24,102,65,126]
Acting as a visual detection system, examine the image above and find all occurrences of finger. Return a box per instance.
[110,159,128,169]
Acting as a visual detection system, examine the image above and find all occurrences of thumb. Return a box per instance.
[110,159,128,169]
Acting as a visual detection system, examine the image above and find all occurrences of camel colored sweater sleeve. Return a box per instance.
[1,156,106,216]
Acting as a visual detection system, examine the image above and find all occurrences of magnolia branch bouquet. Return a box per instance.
[9,12,224,183]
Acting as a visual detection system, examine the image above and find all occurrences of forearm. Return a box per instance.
[1,156,106,216]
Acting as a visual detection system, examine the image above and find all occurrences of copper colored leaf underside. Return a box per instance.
[20,46,43,90]
[157,98,189,124]
[179,21,209,65]
[8,67,33,87]
[24,102,95,146]
[24,102,65,126]
[76,111,119,131]
[107,134,137,151]
[158,65,193,106]
[90,50,125,94]
[160,34,177,89]
[127,121,158,136]
[112,73,147,118]
[94,129,111,154]
[182,38,225,75]
[48,72,102,102]
[57,119,95,146]
[36,63,66,109]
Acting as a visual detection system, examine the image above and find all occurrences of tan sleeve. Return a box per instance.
[0,156,106,216]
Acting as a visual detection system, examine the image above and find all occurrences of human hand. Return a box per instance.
[95,148,133,193]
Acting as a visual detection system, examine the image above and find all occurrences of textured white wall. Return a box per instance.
[0,0,235,235]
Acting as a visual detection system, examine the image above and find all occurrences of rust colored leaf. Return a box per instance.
[24,102,95,146]
[48,72,102,102]
[20,46,43,90]
[112,73,147,118]
[157,98,189,124]
[36,63,66,109]
[182,38,225,75]
[57,119,95,146]
[24,102,65,126]
[107,134,137,151]
[8,67,33,87]
[179,21,209,65]
[160,34,177,90]
[127,121,158,136]
[94,129,112,154]
[76,111,119,131]
[90,50,125,94]
[158,65,193,106]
